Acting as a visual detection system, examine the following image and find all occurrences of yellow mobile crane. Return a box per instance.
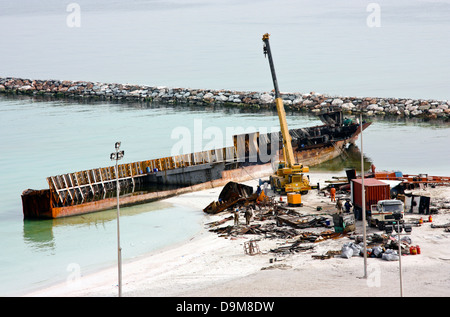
[262,33,318,195]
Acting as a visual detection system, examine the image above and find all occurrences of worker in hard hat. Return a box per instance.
[234,208,239,226]
[330,185,336,202]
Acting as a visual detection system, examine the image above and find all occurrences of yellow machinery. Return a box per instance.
[262,33,318,194]
[287,193,302,207]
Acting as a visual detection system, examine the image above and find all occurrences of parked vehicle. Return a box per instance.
[370,199,412,233]
[351,178,390,220]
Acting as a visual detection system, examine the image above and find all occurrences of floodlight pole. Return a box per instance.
[397,217,404,297]
[360,114,368,279]
[111,141,124,297]
[394,213,403,297]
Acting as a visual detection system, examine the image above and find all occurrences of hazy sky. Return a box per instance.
[1,0,449,99]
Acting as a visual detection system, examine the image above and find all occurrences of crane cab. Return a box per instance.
[271,168,313,195]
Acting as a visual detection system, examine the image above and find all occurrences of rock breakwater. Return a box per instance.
[1,77,449,121]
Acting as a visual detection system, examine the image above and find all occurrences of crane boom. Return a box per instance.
[263,33,317,194]
[262,33,296,168]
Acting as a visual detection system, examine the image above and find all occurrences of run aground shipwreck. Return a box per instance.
[21,111,370,219]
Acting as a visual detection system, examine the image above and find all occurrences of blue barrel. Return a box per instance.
[146,167,151,173]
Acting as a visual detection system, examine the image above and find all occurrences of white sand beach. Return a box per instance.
[27,172,450,297]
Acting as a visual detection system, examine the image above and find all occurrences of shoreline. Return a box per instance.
[1,77,449,122]
[25,171,450,297]
[23,178,235,297]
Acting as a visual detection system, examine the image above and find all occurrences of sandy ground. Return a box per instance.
[27,171,450,297]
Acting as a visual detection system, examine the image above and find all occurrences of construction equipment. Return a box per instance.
[287,193,302,207]
[262,33,318,194]
[369,200,412,233]
[351,178,390,220]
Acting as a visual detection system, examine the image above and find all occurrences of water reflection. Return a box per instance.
[366,115,449,128]
[3,94,448,127]
[310,143,373,172]
[22,219,56,251]
[22,200,173,251]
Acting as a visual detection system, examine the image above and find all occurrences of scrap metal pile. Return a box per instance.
[204,181,350,255]
[203,182,256,214]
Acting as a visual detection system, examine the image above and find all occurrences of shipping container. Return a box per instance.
[351,178,390,220]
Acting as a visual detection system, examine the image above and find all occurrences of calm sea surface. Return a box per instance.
[0,0,449,296]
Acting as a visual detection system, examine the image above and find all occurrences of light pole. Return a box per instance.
[360,114,368,279]
[110,141,124,297]
[394,212,404,297]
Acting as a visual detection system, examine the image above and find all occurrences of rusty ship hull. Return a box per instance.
[22,112,370,219]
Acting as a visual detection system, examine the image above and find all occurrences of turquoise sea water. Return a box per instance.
[0,0,449,296]
[1,95,448,296]
[0,96,324,296]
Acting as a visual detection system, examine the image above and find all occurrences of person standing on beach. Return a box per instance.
[336,198,343,213]
[234,208,239,226]
[330,186,336,202]
[344,200,353,213]
[245,207,253,225]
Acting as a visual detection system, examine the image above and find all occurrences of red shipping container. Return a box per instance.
[351,178,390,212]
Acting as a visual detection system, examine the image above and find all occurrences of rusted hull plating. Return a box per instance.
[24,163,273,219]
[22,118,370,219]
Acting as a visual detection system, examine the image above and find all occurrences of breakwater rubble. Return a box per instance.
[1,77,449,121]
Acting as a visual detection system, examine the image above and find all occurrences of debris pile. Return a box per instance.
[336,233,420,261]
[270,230,345,254]
[203,182,264,214]
[204,180,442,260]
[204,181,353,255]
[431,222,450,232]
